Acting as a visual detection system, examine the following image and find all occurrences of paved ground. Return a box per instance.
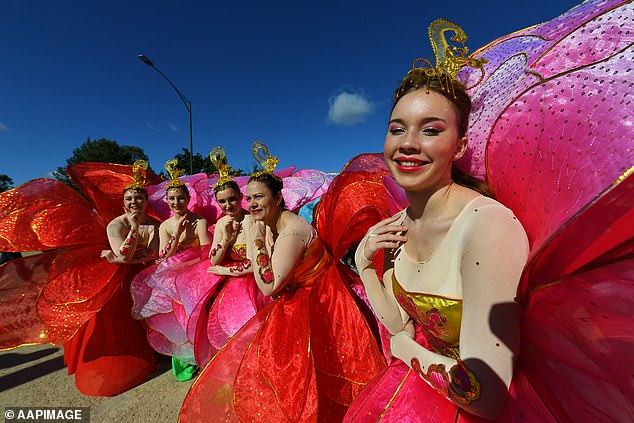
[0,344,193,422]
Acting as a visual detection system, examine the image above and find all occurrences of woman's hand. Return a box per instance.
[363,214,408,261]
[101,249,116,263]
[176,215,191,235]
[124,207,144,229]
[224,218,241,244]
[390,330,415,361]
[101,249,129,264]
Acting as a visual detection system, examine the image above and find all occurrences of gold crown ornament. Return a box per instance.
[164,159,187,189]
[250,141,281,180]
[396,18,488,100]
[125,160,150,190]
[209,147,235,189]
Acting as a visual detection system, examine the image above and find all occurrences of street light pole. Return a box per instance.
[138,54,194,174]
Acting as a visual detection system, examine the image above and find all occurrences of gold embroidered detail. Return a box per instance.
[254,238,273,284]
[411,358,481,405]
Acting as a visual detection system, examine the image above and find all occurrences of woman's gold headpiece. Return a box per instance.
[125,160,150,190]
[164,159,186,189]
[396,18,488,100]
[250,141,281,180]
[209,147,235,188]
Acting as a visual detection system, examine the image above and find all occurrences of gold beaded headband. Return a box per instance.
[125,160,150,190]
[209,147,235,189]
[250,141,281,181]
[164,159,186,189]
[396,18,488,100]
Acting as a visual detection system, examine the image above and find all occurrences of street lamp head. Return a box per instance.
[138,54,154,67]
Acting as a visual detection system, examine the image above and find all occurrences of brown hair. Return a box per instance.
[213,179,240,196]
[166,185,191,199]
[392,72,495,198]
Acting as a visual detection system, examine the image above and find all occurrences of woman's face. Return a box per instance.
[383,89,467,193]
[123,189,148,214]
[215,187,243,218]
[166,188,190,216]
[245,181,282,223]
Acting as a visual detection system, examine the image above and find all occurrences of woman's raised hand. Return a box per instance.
[176,214,191,235]
[224,218,242,243]
[363,214,408,261]
[126,210,142,229]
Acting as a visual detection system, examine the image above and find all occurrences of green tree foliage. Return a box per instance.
[171,148,216,175]
[53,138,150,188]
[167,148,251,176]
[0,174,14,192]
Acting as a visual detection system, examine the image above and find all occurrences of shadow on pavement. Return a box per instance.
[0,347,60,370]
[0,355,65,392]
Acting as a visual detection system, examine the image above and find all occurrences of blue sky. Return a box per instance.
[2,0,582,186]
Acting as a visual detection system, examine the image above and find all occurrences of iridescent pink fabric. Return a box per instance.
[191,272,270,367]
[345,1,634,421]
[131,245,221,365]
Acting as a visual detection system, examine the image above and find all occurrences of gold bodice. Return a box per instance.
[392,273,462,360]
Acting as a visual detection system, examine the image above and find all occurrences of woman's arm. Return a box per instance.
[390,205,529,419]
[355,236,409,335]
[196,218,212,246]
[355,213,410,334]
[209,216,231,265]
[157,219,183,261]
[248,219,308,297]
[103,222,158,264]
[107,217,138,261]
[207,263,252,276]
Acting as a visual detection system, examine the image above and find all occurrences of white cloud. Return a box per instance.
[0,122,9,133]
[146,121,157,130]
[168,122,180,133]
[327,92,373,126]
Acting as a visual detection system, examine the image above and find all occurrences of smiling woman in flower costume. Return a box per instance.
[192,147,269,368]
[129,159,211,381]
[141,159,211,381]
[101,160,161,265]
[343,19,529,421]
[344,1,634,421]
[156,160,211,261]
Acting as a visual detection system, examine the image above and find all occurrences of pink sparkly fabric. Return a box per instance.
[345,1,634,422]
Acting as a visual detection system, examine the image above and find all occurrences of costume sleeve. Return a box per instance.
[355,222,409,335]
[157,221,177,261]
[107,219,137,261]
[251,218,312,297]
[209,216,229,265]
[458,203,529,392]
